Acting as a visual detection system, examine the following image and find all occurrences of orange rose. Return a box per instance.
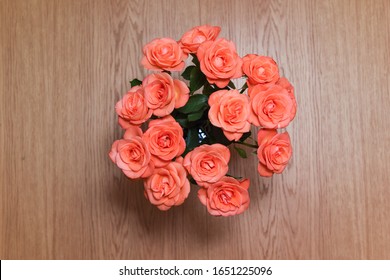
[183,144,230,187]
[257,129,292,177]
[198,177,250,216]
[248,77,297,122]
[142,116,186,167]
[197,38,242,88]
[242,54,279,87]
[276,77,297,117]
[115,86,152,129]
[247,82,274,98]
[141,38,188,71]
[143,73,189,117]
[179,25,221,54]
[248,84,296,129]
[208,89,251,141]
[144,160,190,210]
[108,126,154,179]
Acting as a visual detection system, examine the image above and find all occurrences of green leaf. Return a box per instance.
[177,94,208,114]
[228,80,236,89]
[207,124,232,146]
[190,67,206,93]
[181,66,195,80]
[234,146,247,158]
[191,54,200,67]
[187,109,205,122]
[202,82,218,95]
[129,78,142,87]
[175,118,189,128]
[184,127,201,154]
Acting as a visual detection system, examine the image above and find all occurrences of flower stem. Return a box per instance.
[234,141,258,149]
[248,136,259,146]
[239,82,248,93]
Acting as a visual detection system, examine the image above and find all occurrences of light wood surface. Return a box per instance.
[1,0,390,259]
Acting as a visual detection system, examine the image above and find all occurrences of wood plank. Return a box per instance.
[1,0,389,259]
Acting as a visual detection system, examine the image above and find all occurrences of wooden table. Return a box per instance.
[1,0,389,259]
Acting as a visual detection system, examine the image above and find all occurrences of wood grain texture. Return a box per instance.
[1,0,389,259]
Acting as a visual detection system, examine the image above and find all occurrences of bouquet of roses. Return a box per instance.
[109,25,297,216]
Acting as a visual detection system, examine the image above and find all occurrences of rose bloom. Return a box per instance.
[242,54,279,87]
[276,77,297,117]
[183,144,230,187]
[115,86,152,129]
[198,177,250,216]
[257,129,292,177]
[197,38,242,88]
[179,25,221,54]
[142,116,186,167]
[247,82,274,98]
[208,89,251,141]
[109,126,154,179]
[141,37,188,71]
[144,160,190,211]
[143,72,189,117]
[248,84,296,129]
[248,76,295,98]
